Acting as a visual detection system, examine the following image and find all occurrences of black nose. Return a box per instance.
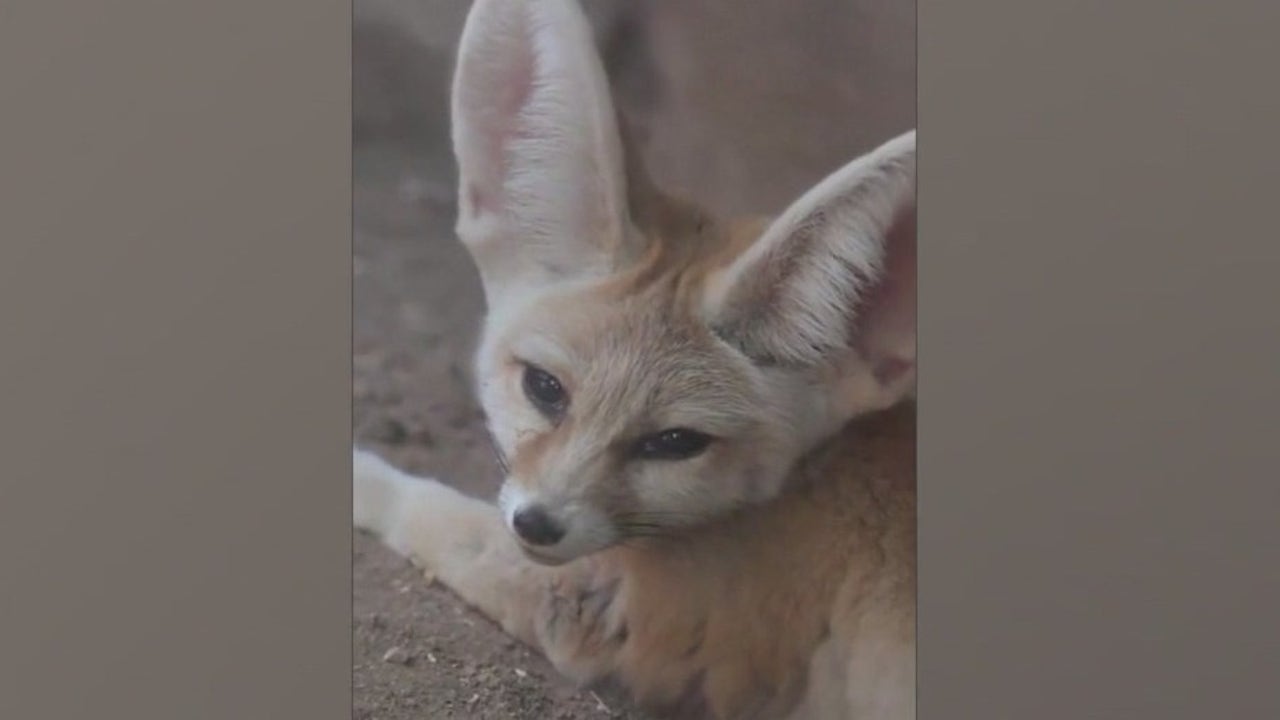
[512,505,565,546]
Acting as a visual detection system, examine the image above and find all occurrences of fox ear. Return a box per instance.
[704,130,917,408]
[451,0,636,307]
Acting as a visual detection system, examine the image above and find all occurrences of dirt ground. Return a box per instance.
[352,1,914,717]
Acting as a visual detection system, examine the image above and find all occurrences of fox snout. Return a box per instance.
[497,481,618,565]
[511,504,565,546]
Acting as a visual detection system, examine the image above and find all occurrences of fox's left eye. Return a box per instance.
[633,428,713,461]
[522,364,568,418]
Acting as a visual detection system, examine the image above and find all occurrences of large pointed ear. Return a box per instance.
[703,130,917,409]
[451,0,637,307]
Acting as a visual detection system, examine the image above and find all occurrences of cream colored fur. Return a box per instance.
[356,1,916,717]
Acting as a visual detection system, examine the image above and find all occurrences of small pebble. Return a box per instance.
[381,646,411,665]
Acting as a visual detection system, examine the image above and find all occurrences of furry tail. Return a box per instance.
[352,447,512,578]
[352,447,460,564]
[353,448,414,537]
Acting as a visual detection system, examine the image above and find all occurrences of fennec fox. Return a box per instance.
[354,0,917,717]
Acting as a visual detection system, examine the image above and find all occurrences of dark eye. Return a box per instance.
[522,364,568,417]
[634,428,713,461]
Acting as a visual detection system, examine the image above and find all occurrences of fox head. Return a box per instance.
[451,0,916,565]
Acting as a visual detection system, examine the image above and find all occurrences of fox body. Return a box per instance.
[355,1,917,718]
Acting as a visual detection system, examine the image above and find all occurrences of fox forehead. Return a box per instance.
[501,288,763,432]
[476,206,786,441]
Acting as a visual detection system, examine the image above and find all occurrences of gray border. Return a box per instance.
[918,0,1280,716]
[0,1,351,716]
[1,0,1278,718]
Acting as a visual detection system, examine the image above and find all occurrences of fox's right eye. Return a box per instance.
[633,428,713,461]
[521,364,568,418]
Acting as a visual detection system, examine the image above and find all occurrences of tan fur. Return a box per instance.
[356,1,917,717]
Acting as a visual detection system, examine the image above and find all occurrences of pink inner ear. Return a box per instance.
[853,201,917,371]
[466,183,490,219]
[458,12,537,222]
[493,46,535,143]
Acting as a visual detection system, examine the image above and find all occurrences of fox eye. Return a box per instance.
[522,364,568,417]
[634,428,713,461]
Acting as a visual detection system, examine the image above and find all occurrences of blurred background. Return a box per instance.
[353,1,915,717]
[354,0,915,216]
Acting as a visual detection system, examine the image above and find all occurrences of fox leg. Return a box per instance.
[353,449,627,683]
